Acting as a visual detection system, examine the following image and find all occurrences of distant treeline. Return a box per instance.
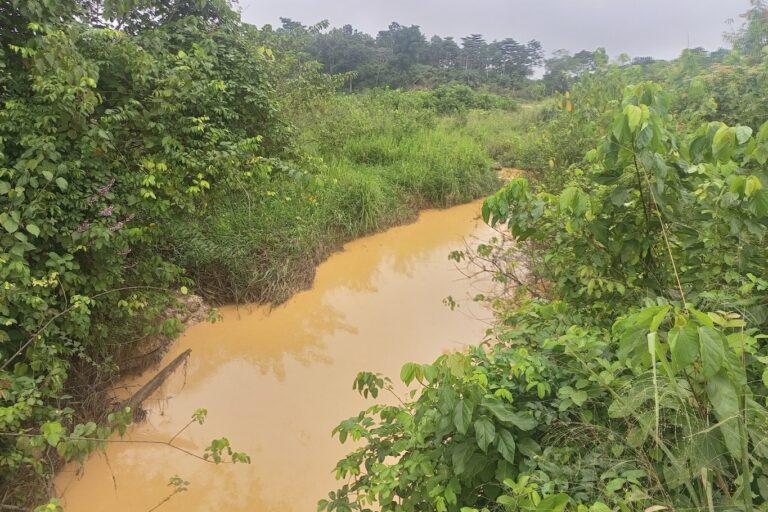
[270,18,544,92]
[267,18,734,95]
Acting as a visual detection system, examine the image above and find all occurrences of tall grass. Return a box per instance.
[164,91,498,304]
[452,101,595,191]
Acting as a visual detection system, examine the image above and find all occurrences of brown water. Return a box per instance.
[55,201,495,512]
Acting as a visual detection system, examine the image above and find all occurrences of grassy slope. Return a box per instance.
[165,93,500,304]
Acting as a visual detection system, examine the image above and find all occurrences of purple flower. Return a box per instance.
[99,205,114,217]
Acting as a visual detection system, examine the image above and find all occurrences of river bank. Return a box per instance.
[54,200,497,512]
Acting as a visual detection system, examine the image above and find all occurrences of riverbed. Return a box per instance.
[55,200,495,512]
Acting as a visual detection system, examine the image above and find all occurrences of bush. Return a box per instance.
[424,84,518,114]
[322,83,768,512]
[167,91,498,304]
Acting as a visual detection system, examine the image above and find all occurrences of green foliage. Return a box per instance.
[727,0,768,62]
[485,84,768,318]
[325,297,768,511]
[170,89,498,304]
[323,81,768,512]
[0,0,289,503]
[424,85,518,114]
[287,20,542,91]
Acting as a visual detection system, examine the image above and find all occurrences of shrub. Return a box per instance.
[322,83,768,512]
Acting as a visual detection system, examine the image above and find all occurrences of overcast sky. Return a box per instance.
[237,0,751,60]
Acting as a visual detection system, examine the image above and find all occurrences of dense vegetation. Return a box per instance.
[272,18,544,92]
[0,0,500,507]
[2,0,768,510]
[323,3,768,512]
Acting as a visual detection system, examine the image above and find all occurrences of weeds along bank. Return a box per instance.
[0,2,501,507]
[6,1,767,510]
[170,90,500,304]
[322,53,768,512]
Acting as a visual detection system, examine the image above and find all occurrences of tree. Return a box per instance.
[278,17,305,31]
[425,35,460,69]
[0,0,286,503]
[489,38,543,83]
[542,48,605,93]
[460,33,487,72]
[310,25,375,75]
[727,0,768,61]
[377,22,426,71]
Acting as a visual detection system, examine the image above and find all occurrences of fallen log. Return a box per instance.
[117,349,192,414]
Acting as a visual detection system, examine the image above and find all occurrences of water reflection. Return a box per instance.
[55,201,495,512]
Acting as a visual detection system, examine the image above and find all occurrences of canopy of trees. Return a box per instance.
[276,18,544,90]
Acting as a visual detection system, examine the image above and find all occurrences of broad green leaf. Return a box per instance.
[649,305,670,332]
[690,308,714,327]
[689,135,708,161]
[698,326,725,378]
[626,105,642,132]
[481,397,537,431]
[688,428,725,473]
[730,175,746,194]
[41,421,64,447]
[612,115,628,141]
[758,120,768,142]
[669,324,699,369]
[481,201,491,224]
[712,125,736,162]
[518,437,541,457]
[636,124,654,147]
[536,493,569,512]
[0,181,9,195]
[559,187,588,217]
[400,362,418,385]
[735,125,753,144]
[26,224,40,237]
[0,213,19,234]
[55,177,68,191]
[605,477,626,493]
[706,371,739,421]
[496,429,516,463]
[745,176,763,198]
[706,371,741,459]
[443,488,457,507]
[571,390,588,406]
[452,443,474,475]
[474,417,496,453]
[453,400,472,434]
[422,364,438,383]
[749,189,768,217]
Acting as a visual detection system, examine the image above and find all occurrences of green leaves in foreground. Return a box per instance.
[698,326,726,378]
[453,400,473,434]
[473,417,496,453]
[481,397,537,430]
[496,429,516,463]
[324,82,768,512]
[326,300,768,512]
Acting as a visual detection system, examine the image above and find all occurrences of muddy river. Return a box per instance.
[55,200,495,512]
